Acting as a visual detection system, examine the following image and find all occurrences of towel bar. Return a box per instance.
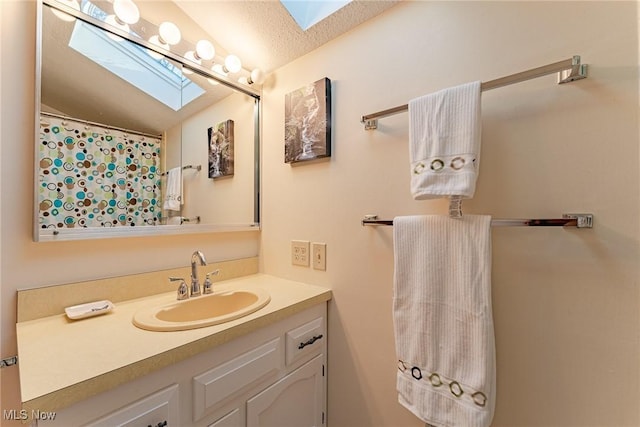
[181,216,201,224]
[361,56,587,130]
[159,165,202,176]
[361,214,593,228]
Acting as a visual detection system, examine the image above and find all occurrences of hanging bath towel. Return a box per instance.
[163,167,182,211]
[393,215,495,427]
[408,81,482,200]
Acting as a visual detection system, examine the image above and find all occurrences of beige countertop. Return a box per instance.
[16,273,332,413]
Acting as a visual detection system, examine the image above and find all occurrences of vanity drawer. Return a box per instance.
[86,384,179,427]
[193,338,282,421]
[285,317,325,366]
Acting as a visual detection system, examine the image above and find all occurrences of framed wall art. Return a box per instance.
[208,119,234,179]
[284,77,331,163]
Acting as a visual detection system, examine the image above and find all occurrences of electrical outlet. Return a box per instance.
[312,243,326,271]
[291,240,310,266]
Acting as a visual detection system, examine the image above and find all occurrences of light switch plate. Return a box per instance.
[291,240,310,266]
[312,243,326,271]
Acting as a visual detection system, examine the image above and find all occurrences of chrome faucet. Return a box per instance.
[190,250,207,297]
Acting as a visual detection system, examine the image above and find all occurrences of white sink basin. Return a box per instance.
[132,288,271,332]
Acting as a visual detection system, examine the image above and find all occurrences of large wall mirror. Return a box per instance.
[35,0,261,241]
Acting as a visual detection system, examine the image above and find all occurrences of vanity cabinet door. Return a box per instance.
[246,355,325,427]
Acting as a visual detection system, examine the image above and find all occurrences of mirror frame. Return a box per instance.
[34,0,261,242]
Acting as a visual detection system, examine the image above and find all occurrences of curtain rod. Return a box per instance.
[360,55,587,130]
[40,111,162,140]
[361,214,593,229]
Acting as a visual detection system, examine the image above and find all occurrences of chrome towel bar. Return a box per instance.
[361,214,593,228]
[361,55,588,130]
[159,165,202,176]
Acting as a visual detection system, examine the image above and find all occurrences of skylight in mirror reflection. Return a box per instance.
[68,0,204,111]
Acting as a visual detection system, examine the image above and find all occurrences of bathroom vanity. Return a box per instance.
[16,262,331,426]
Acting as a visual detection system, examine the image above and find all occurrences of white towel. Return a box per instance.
[162,167,182,211]
[409,81,482,200]
[393,215,495,427]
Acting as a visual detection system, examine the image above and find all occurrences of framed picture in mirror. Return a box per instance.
[284,77,332,164]
[208,119,235,179]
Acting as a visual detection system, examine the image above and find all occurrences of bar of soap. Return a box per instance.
[65,300,114,320]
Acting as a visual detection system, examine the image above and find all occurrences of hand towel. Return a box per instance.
[409,81,482,200]
[393,215,495,427]
[162,167,182,211]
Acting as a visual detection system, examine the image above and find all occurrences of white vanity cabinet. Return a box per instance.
[42,303,327,427]
[198,305,327,427]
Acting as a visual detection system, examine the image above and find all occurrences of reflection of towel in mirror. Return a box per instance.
[163,167,182,211]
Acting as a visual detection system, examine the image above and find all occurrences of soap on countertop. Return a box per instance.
[65,300,115,320]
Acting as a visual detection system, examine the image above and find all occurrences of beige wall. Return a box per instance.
[181,92,256,224]
[0,1,259,424]
[260,2,640,426]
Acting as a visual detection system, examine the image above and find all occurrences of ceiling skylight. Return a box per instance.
[68,0,204,111]
[280,0,352,31]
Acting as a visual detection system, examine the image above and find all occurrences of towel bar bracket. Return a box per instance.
[558,56,588,84]
[563,213,593,228]
[363,119,378,130]
[1,355,18,368]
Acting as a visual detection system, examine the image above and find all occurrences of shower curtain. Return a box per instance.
[38,114,162,229]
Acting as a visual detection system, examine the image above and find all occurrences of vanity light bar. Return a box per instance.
[42,0,261,98]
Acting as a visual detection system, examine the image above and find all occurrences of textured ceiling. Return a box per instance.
[174,0,401,73]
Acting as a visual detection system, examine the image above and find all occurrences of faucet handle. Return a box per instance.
[170,277,189,300]
[203,270,220,294]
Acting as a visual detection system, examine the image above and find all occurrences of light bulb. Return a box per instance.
[147,35,168,60]
[104,15,129,41]
[51,0,80,22]
[223,54,242,74]
[182,51,198,75]
[158,22,181,46]
[184,51,200,65]
[113,0,139,25]
[248,68,265,85]
[212,64,228,77]
[195,40,215,61]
